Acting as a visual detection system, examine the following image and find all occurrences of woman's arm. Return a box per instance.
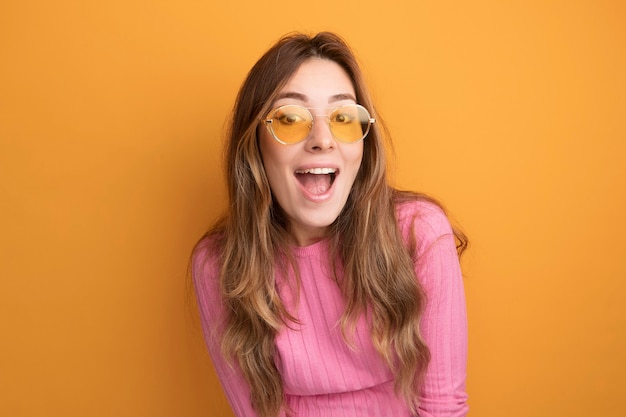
[192,239,267,417]
[403,202,469,417]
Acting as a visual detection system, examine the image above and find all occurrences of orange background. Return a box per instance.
[1,1,625,416]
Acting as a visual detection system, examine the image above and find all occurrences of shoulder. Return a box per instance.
[395,197,454,256]
[191,233,223,304]
[192,233,221,273]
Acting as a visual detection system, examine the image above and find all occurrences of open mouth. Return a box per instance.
[294,168,337,196]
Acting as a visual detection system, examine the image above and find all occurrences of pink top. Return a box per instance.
[193,200,469,416]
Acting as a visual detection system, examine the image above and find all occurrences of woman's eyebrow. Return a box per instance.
[274,92,357,104]
[274,92,308,102]
[329,93,357,103]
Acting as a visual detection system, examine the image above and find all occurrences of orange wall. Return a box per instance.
[1,1,625,416]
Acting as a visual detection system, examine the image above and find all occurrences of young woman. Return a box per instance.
[192,32,469,417]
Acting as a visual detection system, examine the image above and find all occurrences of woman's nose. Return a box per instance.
[305,116,335,151]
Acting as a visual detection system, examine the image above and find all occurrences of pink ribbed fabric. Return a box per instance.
[193,200,468,416]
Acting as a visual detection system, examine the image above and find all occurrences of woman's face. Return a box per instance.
[259,58,364,246]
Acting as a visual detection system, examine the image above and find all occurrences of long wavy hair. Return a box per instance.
[194,32,467,417]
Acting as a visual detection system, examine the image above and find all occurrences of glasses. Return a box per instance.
[263,104,375,145]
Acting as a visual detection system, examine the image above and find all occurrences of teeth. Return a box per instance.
[295,168,337,175]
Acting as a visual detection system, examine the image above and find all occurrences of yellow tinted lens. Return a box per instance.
[270,105,312,144]
[329,105,371,143]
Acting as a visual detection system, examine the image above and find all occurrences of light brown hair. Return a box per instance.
[194,32,467,417]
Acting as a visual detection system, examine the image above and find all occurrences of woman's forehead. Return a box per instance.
[274,59,355,106]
